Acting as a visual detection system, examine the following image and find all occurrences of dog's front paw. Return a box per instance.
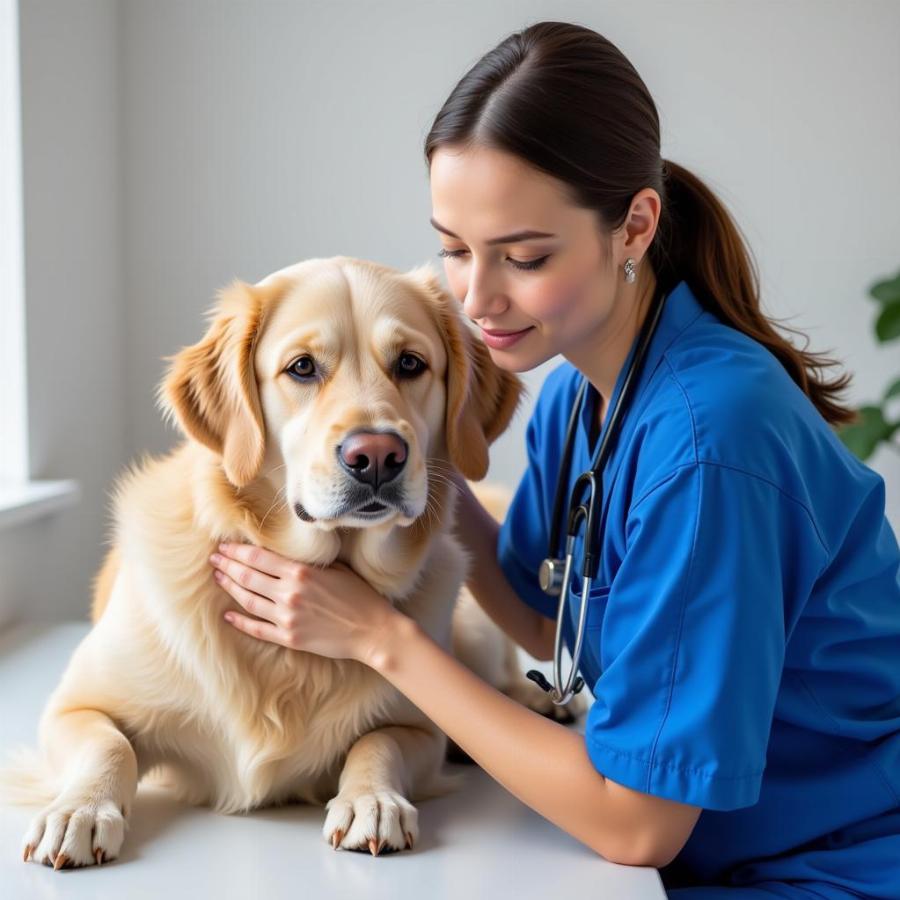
[22,795,126,869]
[323,786,418,856]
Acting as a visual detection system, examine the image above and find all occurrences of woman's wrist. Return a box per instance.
[362,607,422,675]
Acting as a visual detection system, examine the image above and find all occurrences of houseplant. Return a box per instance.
[837,269,900,461]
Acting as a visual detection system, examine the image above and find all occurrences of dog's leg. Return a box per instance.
[21,706,137,870]
[322,724,451,856]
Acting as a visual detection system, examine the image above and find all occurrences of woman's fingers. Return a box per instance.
[210,548,281,598]
[223,608,287,646]
[213,568,277,622]
[216,542,294,579]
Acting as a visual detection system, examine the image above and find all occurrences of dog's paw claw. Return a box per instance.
[22,795,126,869]
[323,787,418,855]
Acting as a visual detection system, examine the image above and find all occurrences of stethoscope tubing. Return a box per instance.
[532,283,670,706]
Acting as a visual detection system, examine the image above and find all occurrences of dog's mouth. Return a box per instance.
[293,497,406,524]
[356,501,388,516]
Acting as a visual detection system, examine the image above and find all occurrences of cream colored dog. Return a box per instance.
[0,256,583,869]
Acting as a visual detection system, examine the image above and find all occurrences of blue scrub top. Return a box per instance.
[497,278,900,891]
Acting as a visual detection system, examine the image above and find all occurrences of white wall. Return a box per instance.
[5,0,899,623]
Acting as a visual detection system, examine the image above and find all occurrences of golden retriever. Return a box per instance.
[0,255,583,869]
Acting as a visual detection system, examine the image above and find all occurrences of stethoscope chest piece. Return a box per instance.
[538,557,565,595]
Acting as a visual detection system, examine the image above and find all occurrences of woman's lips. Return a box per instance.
[480,326,534,350]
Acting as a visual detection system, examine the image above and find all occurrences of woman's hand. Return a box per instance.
[208,542,400,665]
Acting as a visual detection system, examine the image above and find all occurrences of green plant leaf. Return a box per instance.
[884,378,900,401]
[875,301,900,343]
[870,272,900,305]
[837,405,894,460]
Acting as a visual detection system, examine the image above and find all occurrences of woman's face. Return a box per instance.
[429,143,623,373]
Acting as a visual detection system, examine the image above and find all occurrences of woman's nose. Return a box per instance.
[462,264,507,322]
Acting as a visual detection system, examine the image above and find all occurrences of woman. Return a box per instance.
[208,21,900,897]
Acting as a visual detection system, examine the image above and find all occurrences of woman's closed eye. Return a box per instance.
[437,248,550,271]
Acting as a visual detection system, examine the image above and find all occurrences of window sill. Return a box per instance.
[0,479,81,529]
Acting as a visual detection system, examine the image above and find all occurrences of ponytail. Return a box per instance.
[653,159,855,426]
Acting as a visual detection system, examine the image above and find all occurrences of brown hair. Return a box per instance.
[423,20,854,426]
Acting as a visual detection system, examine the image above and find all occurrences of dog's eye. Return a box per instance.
[396,353,427,380]
[287,356,316,380]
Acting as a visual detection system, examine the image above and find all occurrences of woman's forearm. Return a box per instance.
[364,613,659,866]
[452,476,552,660]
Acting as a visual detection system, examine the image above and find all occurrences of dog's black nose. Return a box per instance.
[337,431,407,488]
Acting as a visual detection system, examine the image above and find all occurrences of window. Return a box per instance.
[0,0,28,485]
[0,0,79,527]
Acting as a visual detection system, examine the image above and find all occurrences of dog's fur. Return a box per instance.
[0,256,583,868]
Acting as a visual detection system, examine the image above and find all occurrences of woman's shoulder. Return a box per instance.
[641,319,885,540]
[658,319,837,469]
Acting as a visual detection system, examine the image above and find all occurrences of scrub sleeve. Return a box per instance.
[499,397,827,808]
[580,460,826,812]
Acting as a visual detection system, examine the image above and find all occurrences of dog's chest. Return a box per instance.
[121,531,463,812]
[135,649,406,811]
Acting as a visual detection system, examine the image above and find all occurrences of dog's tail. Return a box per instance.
[0,744,61,807]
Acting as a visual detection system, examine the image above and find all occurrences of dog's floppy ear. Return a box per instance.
[407,263,525,481]
[156,278,277,488]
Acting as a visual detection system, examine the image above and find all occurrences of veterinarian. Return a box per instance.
[207,21,900,897]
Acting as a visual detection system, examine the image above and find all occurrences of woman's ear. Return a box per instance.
[407,263,525,481]
[155,278,278,488]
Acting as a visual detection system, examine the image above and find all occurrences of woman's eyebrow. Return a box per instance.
[429,217,557,245]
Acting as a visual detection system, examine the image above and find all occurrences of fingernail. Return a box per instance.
[219,542,229,552]
[210,553,222,564]
[214,570,224,581]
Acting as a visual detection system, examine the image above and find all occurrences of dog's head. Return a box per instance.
[157,256,524,531]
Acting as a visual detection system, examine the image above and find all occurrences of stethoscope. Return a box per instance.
[526,282,670,706]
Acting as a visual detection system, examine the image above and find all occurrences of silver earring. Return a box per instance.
[623,258,637,283]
